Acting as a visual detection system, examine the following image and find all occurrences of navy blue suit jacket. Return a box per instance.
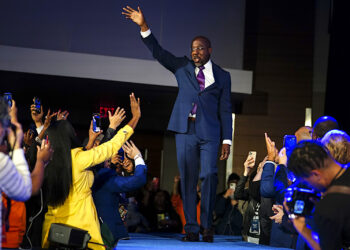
[92,164,147,243]
[142,33,232,141]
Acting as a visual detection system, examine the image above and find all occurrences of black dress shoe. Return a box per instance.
[202,228,214,243]
[181,232,199,242]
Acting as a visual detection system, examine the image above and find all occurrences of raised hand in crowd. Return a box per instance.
[243,153,256,176]
[128,93,141,129]
[122,6,149,32]
[56,109,69,121]
[264,133,278,162]
[31,139,54,195]
[278,147,287,166]
[36,138,53,167]
[36,109,58,142]
[122,140,141,160]
[23,129,35,148]
[253,156,267,182]
[8,100,24,150]
[85,120,104,150]
[108,107,126,130]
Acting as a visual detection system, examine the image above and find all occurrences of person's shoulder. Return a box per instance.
[315,192,350,217]
[212,62,229,74]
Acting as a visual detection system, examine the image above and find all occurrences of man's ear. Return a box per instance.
[310,169,322,180]
[208,48,213,55]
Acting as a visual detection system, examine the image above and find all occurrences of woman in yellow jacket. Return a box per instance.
[41,93,141,249]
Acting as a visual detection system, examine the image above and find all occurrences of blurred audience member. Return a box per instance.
[147,189,182,233]
[295,126,312,143]
[321,129,350,164]
[311,116,338,140]
[171,175,201,234]
[213,173,242,236]
[92,140,147,246]
[235,153,265,243]
[261,133,298,248]
[0,99,32,248]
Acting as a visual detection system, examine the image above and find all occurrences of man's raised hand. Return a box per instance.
[122,6,149,31]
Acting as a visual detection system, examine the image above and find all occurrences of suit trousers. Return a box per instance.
[175,120,219,233]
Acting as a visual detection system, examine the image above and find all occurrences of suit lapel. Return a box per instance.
[186,62,200,90]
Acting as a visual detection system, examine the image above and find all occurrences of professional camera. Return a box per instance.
[285,184,321,217]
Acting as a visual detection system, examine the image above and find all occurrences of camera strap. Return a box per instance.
[324,185,350,196]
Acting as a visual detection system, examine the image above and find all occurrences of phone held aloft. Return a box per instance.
[33,97,41,114]
[92,113,101,133]
[283,135,297,156]
[4,92,12,107]
[248,151,257,162]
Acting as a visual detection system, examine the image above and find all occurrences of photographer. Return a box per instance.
[286,140,350,250]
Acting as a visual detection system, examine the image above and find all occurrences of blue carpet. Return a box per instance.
[115,233,292,249]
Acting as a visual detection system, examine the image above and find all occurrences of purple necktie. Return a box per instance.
[191,66,205,115]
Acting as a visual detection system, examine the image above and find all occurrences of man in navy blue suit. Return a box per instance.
[122,6,233,243]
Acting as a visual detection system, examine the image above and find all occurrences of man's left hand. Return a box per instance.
[220,144,230,160]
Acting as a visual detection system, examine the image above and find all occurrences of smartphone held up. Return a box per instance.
[33,97,41,114]
[283,135,297,157]
[92,113,101,133]
[248,151,257,162]
[3,93,12,107]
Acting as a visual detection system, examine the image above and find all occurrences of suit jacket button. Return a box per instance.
[199,93,202,96]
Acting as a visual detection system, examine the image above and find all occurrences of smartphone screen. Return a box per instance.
[283,135,297,156]
[92,113,101,132]
[4,93,12,107]
[248,151,257,162]
[294,200,305,215]
[34,97,41,114]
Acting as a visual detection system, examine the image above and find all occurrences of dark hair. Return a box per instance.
[287,140,330,178]
[0,97,11,128]
[228,173,240,184]
[312,116,338,139]
[191,36,211,48]
[44,120,81,207]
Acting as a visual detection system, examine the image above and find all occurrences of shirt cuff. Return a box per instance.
[135,157,145,166]
[140,29,151,38]
[264,161,276,167]
[36,125,44,134]
[222,140,232,146]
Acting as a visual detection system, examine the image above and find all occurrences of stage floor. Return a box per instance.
[116,233,292,250]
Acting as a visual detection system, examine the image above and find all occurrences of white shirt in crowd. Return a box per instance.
[0,149,32,248]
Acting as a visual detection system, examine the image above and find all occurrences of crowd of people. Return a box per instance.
[1,91,349,250]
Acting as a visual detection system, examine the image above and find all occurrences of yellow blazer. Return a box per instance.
[42,125,133,249]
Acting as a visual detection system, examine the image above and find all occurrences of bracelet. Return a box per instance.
[134,153,142,161]
[35,136,42,145]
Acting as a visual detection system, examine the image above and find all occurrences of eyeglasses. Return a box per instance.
[191,46,205,52]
